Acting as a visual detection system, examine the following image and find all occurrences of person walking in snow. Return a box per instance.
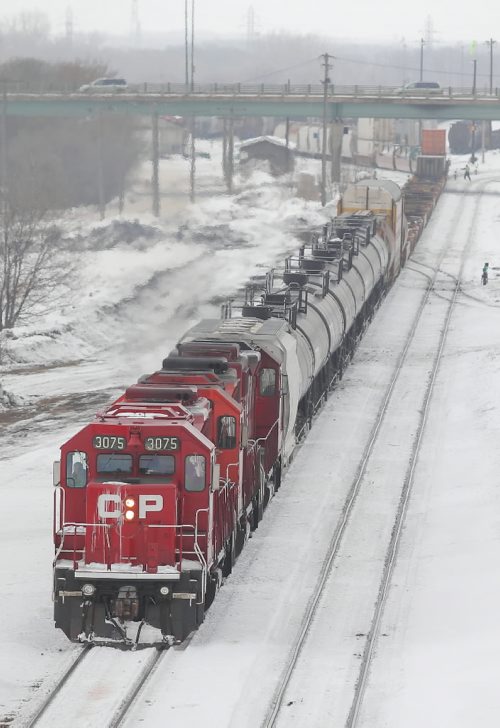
[464,164,471,181]
[482,262,489,285]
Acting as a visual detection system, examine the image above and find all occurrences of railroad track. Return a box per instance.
[261,187,484,727]
[26,645,93,727]
[23,644,171,728]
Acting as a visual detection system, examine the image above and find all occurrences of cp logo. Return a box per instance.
[97,494,164,519]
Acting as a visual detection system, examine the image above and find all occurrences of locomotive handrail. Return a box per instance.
[53,485,65,538]
[217,476,236,495]
[225,460,241,481]
[53,521,111,568]
[54,520,211,574]
[248,416,280,453]
[194,508,209,600]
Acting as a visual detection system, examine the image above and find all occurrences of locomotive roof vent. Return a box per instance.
[178,341,241,361]
[161,355,229,375]
[125,384,199,404]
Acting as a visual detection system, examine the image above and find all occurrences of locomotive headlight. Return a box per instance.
[125,498,135,508]
[82,583,96,597]
[125,510,135,521]
[159,586,170,596]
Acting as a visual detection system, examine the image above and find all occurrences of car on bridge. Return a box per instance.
[78,78,128,93]
[397,81,442,95]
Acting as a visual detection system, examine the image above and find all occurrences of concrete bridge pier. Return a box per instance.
[330,119,344,184]
[152,111,160,216]
[222,117,235,193]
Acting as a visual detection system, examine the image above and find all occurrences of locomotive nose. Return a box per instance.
[85,481,178,570]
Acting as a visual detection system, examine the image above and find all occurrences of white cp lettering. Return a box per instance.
[139,495,163,519]
[97,494,164,519]
[97,494,121,519]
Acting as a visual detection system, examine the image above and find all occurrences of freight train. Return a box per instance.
[448,120,500,155]
[52,178,435,647]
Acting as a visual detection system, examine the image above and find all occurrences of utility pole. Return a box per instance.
[320,53,333,207]
[184,0,189,89]
[96,113,106,220]
[0,79,19,216]
[190,0,195,92]
[1,84,7,219]
[470,57,478,161]
[485,38,496,94]
[190,117,196,202]
[419,38,425,81]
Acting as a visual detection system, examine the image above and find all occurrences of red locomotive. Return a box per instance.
[53,183,407,646]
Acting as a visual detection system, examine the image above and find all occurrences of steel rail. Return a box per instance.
[261,192,467,728]
[108,635,193,727]
[26,644,93,727]
[345,186,485,728]
[107,648,167,728]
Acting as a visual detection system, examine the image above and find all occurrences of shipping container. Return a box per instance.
[421,129,446,156]
[416,155,447,179]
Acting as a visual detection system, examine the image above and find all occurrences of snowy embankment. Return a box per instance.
[0,169,328,408]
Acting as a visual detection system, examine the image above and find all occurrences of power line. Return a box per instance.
[334,53,493,79]
[241,57,318,83]
[242,52,490,85]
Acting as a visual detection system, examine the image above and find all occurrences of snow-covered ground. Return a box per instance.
[1,139,499,727]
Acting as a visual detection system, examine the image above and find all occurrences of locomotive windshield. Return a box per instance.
[139,455,175,475]
[97,453,132,473]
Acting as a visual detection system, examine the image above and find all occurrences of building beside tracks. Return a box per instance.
[239,135,296,175]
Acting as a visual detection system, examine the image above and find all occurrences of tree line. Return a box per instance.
[0,58,143,334]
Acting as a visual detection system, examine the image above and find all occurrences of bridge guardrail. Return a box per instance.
[125,83,500,99]
[5,83,500,99]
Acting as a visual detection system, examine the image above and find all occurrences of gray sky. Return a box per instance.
[4,1,495,43]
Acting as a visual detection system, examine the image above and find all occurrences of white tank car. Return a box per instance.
[180,193,399,463]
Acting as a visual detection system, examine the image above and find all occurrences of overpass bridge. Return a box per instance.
[3,84,500,120]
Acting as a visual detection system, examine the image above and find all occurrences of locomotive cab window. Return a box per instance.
[259,368,276,396]
[185,455,206,492]
[217,416,237,449]
[97,453,132,474]
[139,455,175,476]
[66,451,88,488]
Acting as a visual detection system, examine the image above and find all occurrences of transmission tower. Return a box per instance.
[65,4,74,46]
[131,0,141,45]
[424,15,436,48]
[247,6,255,40]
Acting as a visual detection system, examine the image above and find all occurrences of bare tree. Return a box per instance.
[0,202,67,331]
